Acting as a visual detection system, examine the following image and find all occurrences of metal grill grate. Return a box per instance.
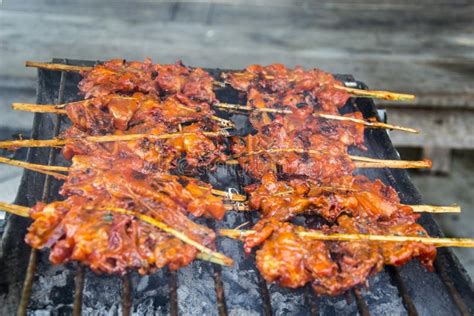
[0,59,473,315]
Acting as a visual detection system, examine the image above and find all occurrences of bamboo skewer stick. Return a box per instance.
[0,157,68,172]
[350,156,432,169]
[219,229,474,248]
[228,72,415,101]
[26,61,415,101]
[223,203,461,214]
[26,61,92,72]
[0,156,67,179]
[334,85,415,101]
[12,103,67,114]
[318,113,418,134]
[0,201,30,217]
[410,204,461,213]
[215,103,418,133]
[235,148,432,169]
[0,201,232,266]
[0,138,68,148]
[0,131,228,149]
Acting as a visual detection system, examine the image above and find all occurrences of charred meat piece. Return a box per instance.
[79,59,217,102]
[255,216,435,296]
[26,197,201,274]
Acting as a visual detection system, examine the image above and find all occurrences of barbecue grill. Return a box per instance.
[0,58,473,315]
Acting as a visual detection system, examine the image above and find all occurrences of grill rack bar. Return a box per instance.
[16,248,38,316]
[434,255,471,316]
[72,265,85,316]
[207,219,229,316]
[8,59,473,315]
[121,274,132,316]
[16,67,67,316]
[238,170,274,316]
[304,284,319,315]
[212,263,228,316]
[353,288,370,316]
[386,266,419,316]
[169,270,179,316]
[231,160,273,315]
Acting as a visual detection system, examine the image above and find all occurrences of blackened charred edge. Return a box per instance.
[121,274,132,316]
[169,270,179,316]
[72,265,85,316]
[434,255,472,316]
[304,284,318,315]
[353,288,370,316]
[16,66,68,316]
[385,266,419,316]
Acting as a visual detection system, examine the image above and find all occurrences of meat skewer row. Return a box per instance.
[228,107,427,182]
[1,137,242,218]
[231,128,430,179]
[220,227,474,247]
[0,136,430,169]
[0,201,232,267]
[0,156,456,213]
[237,171,456,250]
[0,155,247,202]
[26,60,415,101]
[236,147,432,169]
[27,60,218,102]
[213,102,418,133]
[12,101,415,133]
[229,203,460,213]
[13,93,234,133]
[0,131,227,147]
[220,222,474,295]
[12,98,234,129]
[240,174,456,215]
[222,64,415,101]
[222,65,412,141]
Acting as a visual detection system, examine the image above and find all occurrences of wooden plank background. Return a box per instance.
[1,0,473,108]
